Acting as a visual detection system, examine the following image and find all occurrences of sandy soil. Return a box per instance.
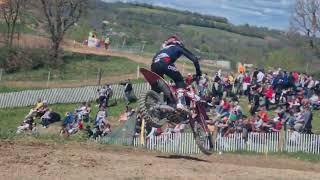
[1,140,320,180]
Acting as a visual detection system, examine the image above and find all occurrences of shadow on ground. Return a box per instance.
[156,155,211,163]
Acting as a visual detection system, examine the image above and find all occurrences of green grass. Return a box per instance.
[119,7,170,15]
[2,53,146,81]
[312,110,320,134]
[67,21,92,42]
[0,80,146,93]
[0,22,34,34]
[181,24,265,43]
[0,86,45,93]
[0,100,138,132]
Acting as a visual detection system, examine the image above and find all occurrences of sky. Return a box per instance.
[103,0,295,30]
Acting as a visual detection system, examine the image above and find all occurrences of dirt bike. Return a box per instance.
[138,68,213,155]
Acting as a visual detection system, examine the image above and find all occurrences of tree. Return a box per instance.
[290,0,320,48]
[39,0,87,64]
[0,0,25,46]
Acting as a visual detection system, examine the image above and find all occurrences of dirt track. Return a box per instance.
[2,34,192,88]
[1,140,320,180]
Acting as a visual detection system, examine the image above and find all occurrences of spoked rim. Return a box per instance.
[145,92,162,120]
[193,120,213,155]
[139,90,166,127]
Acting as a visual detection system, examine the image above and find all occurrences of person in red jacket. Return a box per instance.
[293,71,299,82]
[185,73,193,86]
[243,73,251,96]
[264,84,273,111]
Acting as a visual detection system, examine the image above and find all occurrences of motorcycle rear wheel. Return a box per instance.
[139,90,166,128]
[192,119,214,155]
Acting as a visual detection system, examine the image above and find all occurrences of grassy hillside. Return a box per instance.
[66,1,319,74]
[1,52,145,81]
[1,0,319,75]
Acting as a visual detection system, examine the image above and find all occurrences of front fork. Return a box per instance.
[189,103,210,136]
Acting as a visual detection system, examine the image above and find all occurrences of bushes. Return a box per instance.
[0,47,50,73]
[263,48,306,71]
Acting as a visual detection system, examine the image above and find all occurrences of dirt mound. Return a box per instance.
[1,140,320,180]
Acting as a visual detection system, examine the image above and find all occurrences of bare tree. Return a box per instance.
[291,0,320,48]
[0,0,25,46]
[39,0,87,64]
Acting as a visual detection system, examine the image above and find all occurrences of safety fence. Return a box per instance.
[0,81,216,109]
[97,132,320,155]
[0,83,150,108]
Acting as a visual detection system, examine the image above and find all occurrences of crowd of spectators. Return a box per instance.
[61,102,92,136]
[61,82,137,138]
[61,84,116,138]
[17,98,61,134]
[17,81,140,140]
[207,67,319,137]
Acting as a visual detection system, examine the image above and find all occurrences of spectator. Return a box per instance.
[185,73,193,86]
[104,35,110,50]
[264,84,273,111]
[41,109,51,128]
[120,79,134,105]
[216,98,231,118]
[102,123,112,136]
[17,116,35,134]
[36,101,49,118]
[252,68,259,82]
[62,112,75,127]
[302,106,313,133]
[25,98,44,118]
[243,73,251,96]
[235,72,244,96]
[199,74,208,98]
[76,102,91,123]
[310,93,320,110]
[95,107,107,126]
[256,70,265,83]
[212,76,222,99]
[97,86,107,108]
[250,90,261,116]
[83,102,91,123]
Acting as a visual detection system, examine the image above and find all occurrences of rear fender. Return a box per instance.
[140,68,177,104]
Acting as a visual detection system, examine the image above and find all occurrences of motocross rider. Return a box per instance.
[151,35,202,110]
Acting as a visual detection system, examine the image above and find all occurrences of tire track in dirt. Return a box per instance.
[63,46,153,66]
[1,140,320,180]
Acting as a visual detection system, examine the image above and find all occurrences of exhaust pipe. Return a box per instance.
[150,104,175,112]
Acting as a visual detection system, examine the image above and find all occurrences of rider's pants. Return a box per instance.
[151,62,185,88]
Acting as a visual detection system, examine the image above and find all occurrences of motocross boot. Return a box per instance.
[176,88,188,111]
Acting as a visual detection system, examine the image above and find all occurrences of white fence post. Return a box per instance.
[141,41,146,53]
[137,65,140,79]
[182,63,185,76]
[46,71,51,88]
[0,68,3,82]
[104,132,311,155]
